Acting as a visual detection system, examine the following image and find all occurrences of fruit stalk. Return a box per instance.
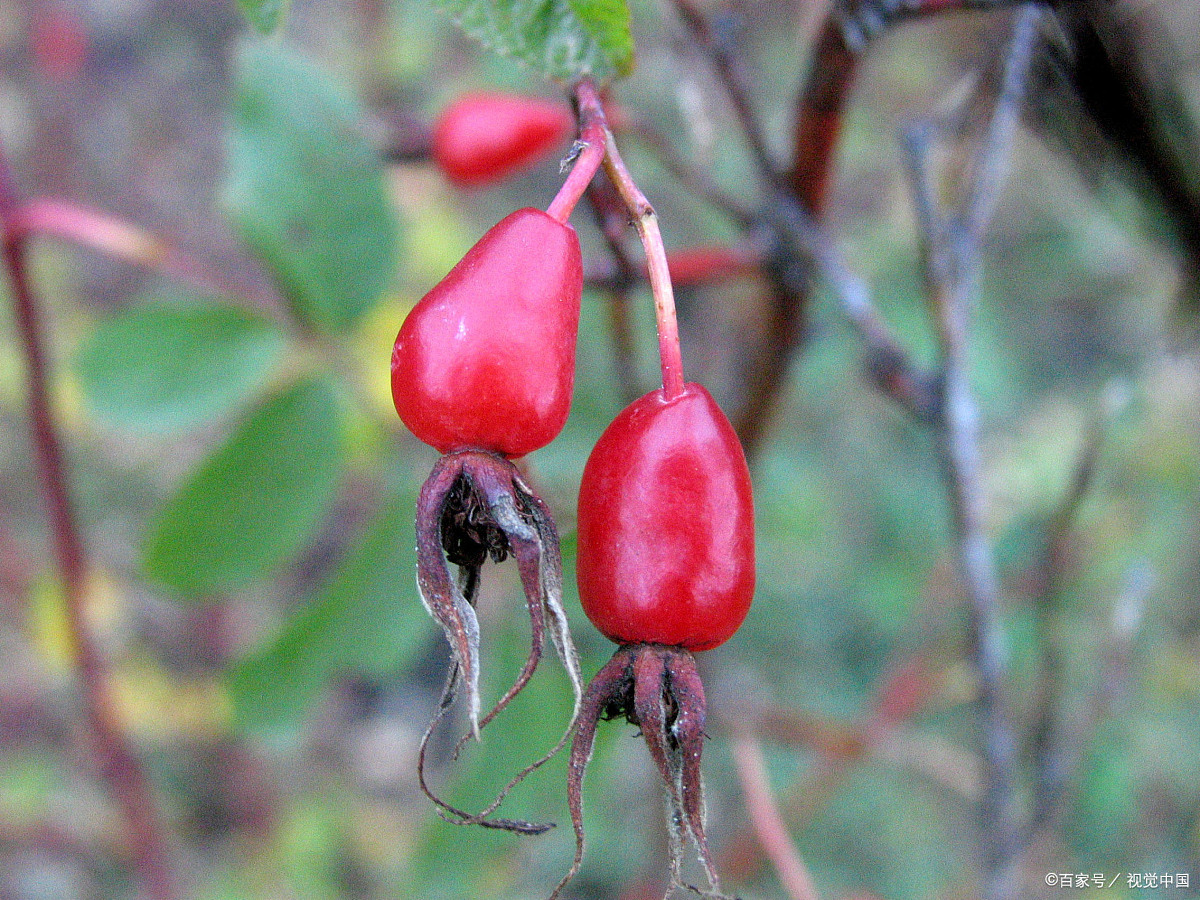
[545,82,608,224]
[579,78,684,400]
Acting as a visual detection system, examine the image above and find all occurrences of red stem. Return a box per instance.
[732,735,821,900]
[9,198,278,307]
[790,20,858,216]
[546,85,609,224]
[725,15,860,460]
[0,155,178,900]
[575,79,685,399]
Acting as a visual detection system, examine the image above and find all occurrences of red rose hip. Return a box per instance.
[433,91,574,187]
[576,382,755,650]
[391,208,583,457]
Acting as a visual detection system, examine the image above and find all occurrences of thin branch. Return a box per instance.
[1020,561,1148,871]
[0,153,178,900]
[1027,388,1115,827]
[769,192,943,422]
[913,10,1042,900]
[668,0,781,185]
[837,0,1056,45]
[960,11,1040,239]
[733,9,866,456]
[9,199,279,308]
[732,736,822,900]
[1019,382,1134,860]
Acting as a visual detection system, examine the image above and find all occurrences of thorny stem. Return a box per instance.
[0,150,178,900]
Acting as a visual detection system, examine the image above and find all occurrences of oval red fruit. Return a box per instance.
[576,383,755,651]
[433,91,574,187]
[391,208,583,458]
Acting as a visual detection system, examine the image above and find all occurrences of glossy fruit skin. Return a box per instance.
[433,91,574,187]
[391,208,583,458]
[576,383,755,651]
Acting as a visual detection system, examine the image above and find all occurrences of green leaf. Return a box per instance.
[143,376,344,597]
[435,0,634,84]
[74,300,286,436]
[228,488,426,729]
[224,42,400,334]
[237,0,289,34]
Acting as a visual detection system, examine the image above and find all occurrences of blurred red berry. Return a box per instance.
[433,91,574,187]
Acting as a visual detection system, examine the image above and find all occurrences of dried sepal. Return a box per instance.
[553,643,734,900]
[549,646,634,900]
[413,448,582,834]
[665,650,724,896]
[518,473,584,721]
[415,453,482,730]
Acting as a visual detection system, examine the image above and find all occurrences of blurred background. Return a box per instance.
[0,0,1198,898]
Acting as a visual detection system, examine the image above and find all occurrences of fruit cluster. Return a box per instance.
[392,83,754,899]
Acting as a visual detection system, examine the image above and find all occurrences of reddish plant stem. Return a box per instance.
[732,735,821,900]
[8,198,277,307]
[719,11,862,460]
[0,156,178,900]
[790,21,858,217]
[578,81,685,400]
[546,86,608,224]
[618,164,685,400]
[715,654,944,885]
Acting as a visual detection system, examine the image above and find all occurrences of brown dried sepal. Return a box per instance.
[414,449,582,834]
[551,643,735,900]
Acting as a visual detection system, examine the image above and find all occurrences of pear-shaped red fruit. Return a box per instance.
[391,208,583,458]
[433,92,574,187]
